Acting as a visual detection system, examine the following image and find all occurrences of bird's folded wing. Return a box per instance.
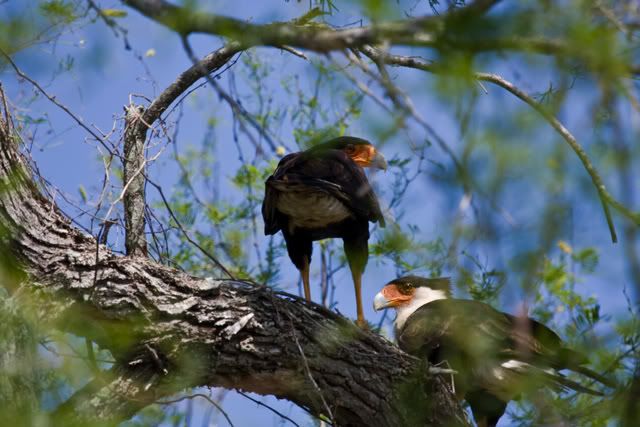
[265,150,385,225]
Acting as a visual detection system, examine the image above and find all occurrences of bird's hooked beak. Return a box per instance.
[373,284,414,310]
[371,151,388,171]
[373,291,391,311]
[352,145,387,171]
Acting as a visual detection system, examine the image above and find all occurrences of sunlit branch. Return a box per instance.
[122,0,640,80]
[121,0,581,57]
[141,43,242,127]
[122,0,437,50]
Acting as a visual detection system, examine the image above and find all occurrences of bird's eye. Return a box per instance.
[344,144,355,153]
[397,283,411,294]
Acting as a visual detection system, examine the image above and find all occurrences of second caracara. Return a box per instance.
[262,137,386,326]
[374,275,615,427]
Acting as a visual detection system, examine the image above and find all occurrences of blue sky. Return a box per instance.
[2,1,636,425]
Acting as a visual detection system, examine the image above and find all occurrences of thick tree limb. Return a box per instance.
[0,109,468,425]
[121,0,577,56]
[120,0,640,83]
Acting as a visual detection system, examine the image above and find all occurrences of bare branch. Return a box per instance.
[141,43,241,127]
[237,391,301,427]
[156,393,234,427]
[146,175,236,279]
[123,104,149,257]
[0,47,115,153]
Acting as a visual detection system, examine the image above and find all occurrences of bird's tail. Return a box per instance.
[541,370,605,396]
[502,360,608,396]
[572,366,618,389]
[556,348,618,389]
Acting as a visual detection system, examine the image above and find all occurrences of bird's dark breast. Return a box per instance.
[276,189,353,234]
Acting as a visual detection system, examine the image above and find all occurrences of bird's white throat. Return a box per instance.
[394,287,448,331]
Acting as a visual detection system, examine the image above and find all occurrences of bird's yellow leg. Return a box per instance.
[302,256,311,302]
[351,269,366,327]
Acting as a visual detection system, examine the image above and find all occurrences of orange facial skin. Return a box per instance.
[349,144,375,167]
[343,144,385,169]
[381,283,415,307]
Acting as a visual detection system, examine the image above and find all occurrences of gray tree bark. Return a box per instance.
[123,104,149,257]
[0,107,468,426]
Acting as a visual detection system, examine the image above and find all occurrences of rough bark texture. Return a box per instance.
[0,111,468,425]
[123,104,148,257]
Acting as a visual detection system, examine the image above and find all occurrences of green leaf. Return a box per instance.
[77,185,87,203]
[573,247,599,273]
[101,9,128,18]
[39,1,76,23]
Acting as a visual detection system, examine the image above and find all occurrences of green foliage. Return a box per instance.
[372,226,447,275]
[39,0,76,24]
[502,242,634,426]
[359,0,398,21]
[458,250,505,304]
[100,9,127,18]
[0,290,45,424]
[121,405,167,426]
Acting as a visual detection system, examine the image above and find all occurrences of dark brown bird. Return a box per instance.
[262,136,387,326]
[374,275,616,427]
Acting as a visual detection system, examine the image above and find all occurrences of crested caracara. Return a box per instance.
[262,136,386,326]
[374,275,615,427]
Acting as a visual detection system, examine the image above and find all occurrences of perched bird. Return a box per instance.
[262,136,386,326]
[373,275,615,427]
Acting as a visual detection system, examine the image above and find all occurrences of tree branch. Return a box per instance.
[120,0,571,56]
[120,0,640,79]
[123,104,149,257]
[359,46,640,242]
[0,102,468,425]
[140,43,241,127]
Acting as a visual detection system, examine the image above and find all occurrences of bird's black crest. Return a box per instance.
[387,275,452,296]
[308,136,372,153]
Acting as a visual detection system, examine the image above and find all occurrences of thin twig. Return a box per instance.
[180,37,279,152]
[145,176,236,279]
[237,391,301,427]
[361,46,639,242]
[280,45,308,60]
[475,71,625,241]
[157,393,235,427]
[0,47,115,154]
[85,339,100,375]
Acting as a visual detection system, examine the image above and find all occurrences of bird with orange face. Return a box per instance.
[374,275,616,427]
[262,137,386,326]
